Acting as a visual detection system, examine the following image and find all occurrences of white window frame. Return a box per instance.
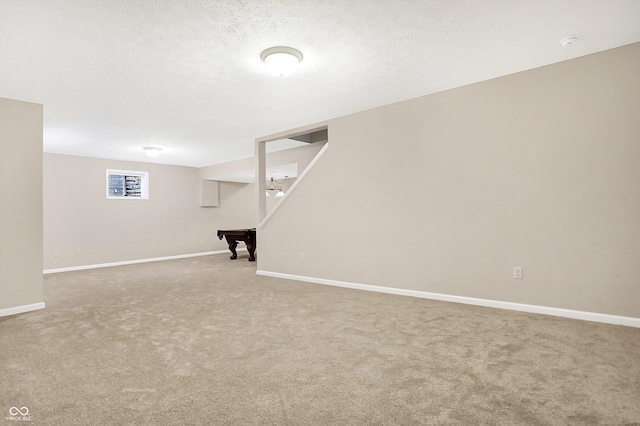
[106,169,149,199]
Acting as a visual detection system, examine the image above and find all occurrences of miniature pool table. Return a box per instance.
[217,228,256,261]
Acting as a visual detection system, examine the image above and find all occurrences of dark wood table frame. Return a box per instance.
[217,228,256,261]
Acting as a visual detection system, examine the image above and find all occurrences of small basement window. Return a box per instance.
[106,169,149,199]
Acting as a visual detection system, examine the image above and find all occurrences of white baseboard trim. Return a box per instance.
[0,302,46,318]
[43,250,241,274]
[256,270,640,328]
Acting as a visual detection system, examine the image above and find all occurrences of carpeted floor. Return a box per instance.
[1,254,639,425]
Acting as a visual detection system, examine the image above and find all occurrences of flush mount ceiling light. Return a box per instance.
[260,46,303,76]
[561,36,579,47]
[143,146,163,158]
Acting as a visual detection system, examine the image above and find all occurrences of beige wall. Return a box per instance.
[0,98,44,312]
[43,154,256,269]
[258,43,640,318]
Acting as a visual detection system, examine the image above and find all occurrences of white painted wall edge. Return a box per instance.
[256,270,640,329]
[0,302,46,318]
[43,250,244,274]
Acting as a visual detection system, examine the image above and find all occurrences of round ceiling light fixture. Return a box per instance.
[560,36,579,47]
[143,146,163,158]
[260,46,303,76]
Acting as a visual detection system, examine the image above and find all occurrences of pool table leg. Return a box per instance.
[246,243,256,261]
[228,240,238,259]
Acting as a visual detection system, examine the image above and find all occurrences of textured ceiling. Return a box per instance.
[1,0,639,167]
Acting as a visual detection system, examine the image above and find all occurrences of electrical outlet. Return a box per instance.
[299,252,305,261]
[53,250,59,257]
[513,267,523,279]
